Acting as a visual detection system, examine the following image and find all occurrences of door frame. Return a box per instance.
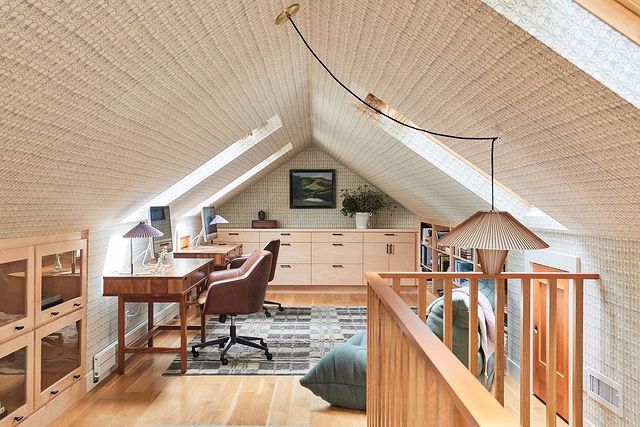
[523,249,580,421]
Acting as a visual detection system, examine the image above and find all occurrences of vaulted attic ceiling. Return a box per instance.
[0,1,638,239]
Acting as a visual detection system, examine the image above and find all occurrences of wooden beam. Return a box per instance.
[546,278,558,427]
[443,278,453,350]
[571,279,584,427]
[468,278,479,376]
[495,278,506,405]
[520,278,531,427]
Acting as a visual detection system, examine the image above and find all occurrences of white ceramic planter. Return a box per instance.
[355,212,372,229]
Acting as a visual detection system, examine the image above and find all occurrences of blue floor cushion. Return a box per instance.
[299,331,367,410]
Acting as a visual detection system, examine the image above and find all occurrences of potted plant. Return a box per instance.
[340,184,393,229]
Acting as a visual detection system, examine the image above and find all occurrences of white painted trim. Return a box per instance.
[524,249,581,422]
[507,357,520,379]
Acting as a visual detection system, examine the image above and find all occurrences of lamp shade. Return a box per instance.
[438,210,548,250]
[123,221,164,238]
[210,215,229,225]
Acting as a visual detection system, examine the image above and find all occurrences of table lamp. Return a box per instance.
[210,214,229,225]
[123,221,164,275]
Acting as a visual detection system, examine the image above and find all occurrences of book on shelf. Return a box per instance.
[438,255,450,272]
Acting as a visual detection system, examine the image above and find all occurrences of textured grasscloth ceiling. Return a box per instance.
[0,0,310,235]
[0,0,638,238]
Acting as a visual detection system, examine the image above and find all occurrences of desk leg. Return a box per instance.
[118,296,125,374]
[148,302,154,347]
[180,295,187,374]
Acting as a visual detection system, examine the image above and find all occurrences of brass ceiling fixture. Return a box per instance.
[275,4,549,275]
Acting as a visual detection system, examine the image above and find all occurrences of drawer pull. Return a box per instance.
[50,390,59,396]
[281,243,291,246]
[280,264,292,268]
[280,232,291,236]
[15,325,25,331]
[51,311,60,316]
[332,233,343,236]
[74,303,82,307]
[74,374,81,380]
[229,233,239,236]
[14,416,23,422]
[332,264,344,268]
[384,233,396,236]
[332,243,343,246]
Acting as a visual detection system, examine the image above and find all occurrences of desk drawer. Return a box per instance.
[218,231,260,243]
[312,264,363,285]
[271,263,311,285]
[364,232,416,243]
[312,242,362,264]
[260,231,311,244]
[312,232,363,243]
[279,242,311,263]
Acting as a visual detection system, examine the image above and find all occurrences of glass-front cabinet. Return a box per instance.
[35,240,87,325]
[0,247,34,343]
[35,309,85,408]
[0,333,33,426]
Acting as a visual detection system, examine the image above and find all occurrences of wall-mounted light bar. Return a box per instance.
[184,143,293,217]
[121,115,283,223]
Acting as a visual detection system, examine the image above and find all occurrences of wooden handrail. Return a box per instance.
[368,270,600,426]
[367,272,517,426]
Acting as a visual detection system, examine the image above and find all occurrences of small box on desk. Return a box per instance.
[252,220,278,229]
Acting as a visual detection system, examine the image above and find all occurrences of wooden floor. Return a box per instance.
[51,291,564,426]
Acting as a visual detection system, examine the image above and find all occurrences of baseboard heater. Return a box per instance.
[91,304,179,387]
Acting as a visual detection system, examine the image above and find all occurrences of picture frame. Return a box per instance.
[289,169,336,209]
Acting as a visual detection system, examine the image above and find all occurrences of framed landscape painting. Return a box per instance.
[289,169,336,209]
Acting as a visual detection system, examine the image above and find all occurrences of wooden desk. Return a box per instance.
[173,243,242,270]
[103,258,214,374]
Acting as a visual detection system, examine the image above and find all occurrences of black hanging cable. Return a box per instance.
[284,14,500,142]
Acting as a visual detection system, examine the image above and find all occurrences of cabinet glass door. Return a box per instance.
[0,333,33,424]
[0,247,34,342]
[35,309,85,408]
[36,240,87,325]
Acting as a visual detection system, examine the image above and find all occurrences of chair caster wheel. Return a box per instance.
[277,306,285,312]
[260,340,266,347]
[265,311,272,317]
[220,357,229,365]
[192,348,199,358]
[265,352,273,361]
[219,342,225,349]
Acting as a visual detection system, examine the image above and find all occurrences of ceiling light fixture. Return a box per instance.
[276,4,549,274]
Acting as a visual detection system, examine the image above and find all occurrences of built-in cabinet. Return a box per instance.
[216,229,417,285]
[0,232,87,426]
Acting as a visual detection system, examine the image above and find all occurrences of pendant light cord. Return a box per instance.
[283,13,499,208]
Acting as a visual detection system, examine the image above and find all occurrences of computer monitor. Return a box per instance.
[149,206,173,257]
[201,206,218,243]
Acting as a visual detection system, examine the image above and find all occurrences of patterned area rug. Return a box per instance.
[164,306,367,376]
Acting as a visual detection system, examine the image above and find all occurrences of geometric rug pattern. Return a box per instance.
[164,306,366,376]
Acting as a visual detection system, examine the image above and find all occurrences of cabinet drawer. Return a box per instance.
[364,232,416,243]
[260,231,311,244]
[270,263,311,285]
[312,232,363,243]
[0,246,34,344]
[312,264,363,285]
[312,242,362,264]
[217,231,260,243]
[279,242,311,263]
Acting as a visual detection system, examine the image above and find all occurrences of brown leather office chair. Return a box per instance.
[192,250,273,365]
[229,239,283,317]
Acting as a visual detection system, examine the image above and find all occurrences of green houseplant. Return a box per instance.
[340,184,393,229]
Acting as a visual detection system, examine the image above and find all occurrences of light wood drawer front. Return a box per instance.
[271,263,311,285]
[312,232,363,243]
[260,231,311,243]
[312,242,363,264]
[278,242,311,263]
[364,232,416,243]
[218,231,260,243]
[240,242,260,255]
[312,264,363,285]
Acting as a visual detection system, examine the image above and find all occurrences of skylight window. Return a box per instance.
[184,143,294,217]
[122,115,282,223]
[355,94,567,231]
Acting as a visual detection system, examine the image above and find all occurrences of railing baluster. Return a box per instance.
[418,280,427,322]
[495,278,506,405]
[571,278,584,427]
[468,278,479,376]
[392,277,401,295]
[444,278,453,349]
[546,278,558,427]
[520,278,531,427]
